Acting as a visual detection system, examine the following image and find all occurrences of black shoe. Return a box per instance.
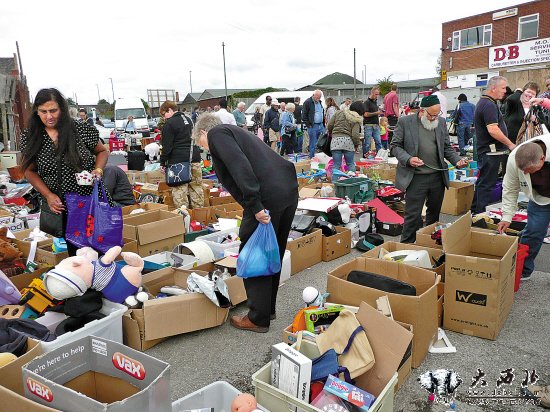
[521,273,532,281]
[270,313,276,321]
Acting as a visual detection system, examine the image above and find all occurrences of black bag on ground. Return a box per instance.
[347,270,416,295]
[316,132,332,156]
[127,151,147,171]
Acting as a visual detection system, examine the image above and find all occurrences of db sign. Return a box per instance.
[489,37,550,69]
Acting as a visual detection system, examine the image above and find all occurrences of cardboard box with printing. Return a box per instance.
[285,229,322,275]
[22,336,171,412]
[327,257,439,368]
[442,212,518,340]
[123,267,233,350]
[441,181,475,215]
[123,210,184,257]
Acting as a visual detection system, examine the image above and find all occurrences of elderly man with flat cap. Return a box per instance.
[391,94,468,243]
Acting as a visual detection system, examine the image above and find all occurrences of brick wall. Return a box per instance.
[441,0,550,76]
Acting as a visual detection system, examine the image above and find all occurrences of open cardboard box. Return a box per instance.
[123,210,184,257]
[122,203,168,216]
[211,203,243,220]
[22,336,170,412]
[123,267,234,350]
[322,226,351,262]
[327,257,439,368]
[285,228,322,275]
[362,241,445,279]
[442,212,518,340]
[441,181,475,215]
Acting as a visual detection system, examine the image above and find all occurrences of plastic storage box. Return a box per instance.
[334,177,373,200]
[172,381,267,412]
[195,228,241,259]
[252,340,397,412]
[41,299,126,352]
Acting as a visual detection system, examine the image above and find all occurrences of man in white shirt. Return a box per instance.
[214,98,237,125]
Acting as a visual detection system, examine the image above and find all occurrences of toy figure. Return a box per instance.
[42,246,143,304]
[231,393,261,412]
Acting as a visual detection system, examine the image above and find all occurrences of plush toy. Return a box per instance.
[231,393,261,412]
[124,286,151,309]
[42,246,143,304]
[0,227,23,262]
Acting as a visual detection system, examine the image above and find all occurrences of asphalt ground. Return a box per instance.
[146,210,550,411]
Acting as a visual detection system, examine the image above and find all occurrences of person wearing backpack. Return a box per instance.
[263,99,281,151]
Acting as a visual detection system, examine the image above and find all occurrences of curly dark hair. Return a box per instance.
[21,88,82,172]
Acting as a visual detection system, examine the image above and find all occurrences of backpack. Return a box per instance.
[270,112,281,132]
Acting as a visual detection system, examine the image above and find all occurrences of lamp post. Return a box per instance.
[353,48,357,99]
[189,71,193,93]
[222,42,228,99]
[109,77,115,103]
[96,84,101,102]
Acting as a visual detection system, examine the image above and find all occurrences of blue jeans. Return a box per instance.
[457,124,473,153]
[363,124,382,154]
[332,150,356,172]
[471,152,501,214]
[520,201,550,277]
[308,123,323,158]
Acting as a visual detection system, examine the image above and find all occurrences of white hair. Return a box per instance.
[192,113,222,145]
[487,76,507,90]
[237,101,245,108]
[286,103,295,111]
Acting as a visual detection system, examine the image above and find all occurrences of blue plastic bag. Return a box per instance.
[237,220,281,278]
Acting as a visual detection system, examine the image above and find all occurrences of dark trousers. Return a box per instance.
[62,212,78,257]
[401,173,445,243]
[471,152,502,214]
[239,200,298,327]
[280,133,296,156]
[387,115,398,144]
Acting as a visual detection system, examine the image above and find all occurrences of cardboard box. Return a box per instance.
[125,171,147,185]
[415,222,444,249]
[209,195,236,207]
[122,203,168,216]
[442,212,518,340]
[327,257,439,368]
[188,261,247,305]
[13,229,54,257]
[123,268,230,347]
[437,282,444,327]
[211,203,243,219]
[123,210,184,257]
[395,321,413,391]
[302,183,335,198]
[363,163,397,182]
[362,241,445,279]
[441,181,475,215]
[0,338,60,411]
[285,229,322,275]
[322,226,351,262]
[293,160,311,174]
[271,342,312,403]
[145,170,165,184]
[282,324,298,346]
[22,336,171,412]
[190,207,217,226]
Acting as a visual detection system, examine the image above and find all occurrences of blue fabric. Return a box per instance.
[233,109,246,127]
[314,101,323,124]
[363,124,382,154]
[280,112,295,135]
[457,124,473,152]
[308,123,323,158]
[520,201,550,277]
[332,150,356,172]
[100,264,139,303]
[458,101,475,126]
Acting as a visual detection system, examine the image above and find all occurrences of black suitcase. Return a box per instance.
[127,150,147,171]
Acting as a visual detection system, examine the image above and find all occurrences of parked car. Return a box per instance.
[148,118,157,131]
[100,118,115,129]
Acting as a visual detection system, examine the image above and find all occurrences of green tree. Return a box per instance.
[66,97,76,106]
[97,99,111,117]
[376,75,394,96]
[435,55,442,77]
[141,98,150,113]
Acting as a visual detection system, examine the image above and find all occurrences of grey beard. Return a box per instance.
[420,113,439,131]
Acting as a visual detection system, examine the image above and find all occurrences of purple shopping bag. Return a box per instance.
[88,179,124,254]
[65,192,93,248]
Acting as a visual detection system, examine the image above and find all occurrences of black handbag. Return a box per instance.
[347,270,416,296]
[39,156,64,237]
[316,132,332,156]
[291,214,316,234]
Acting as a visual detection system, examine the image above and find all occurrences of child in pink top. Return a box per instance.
[379,117,389,149]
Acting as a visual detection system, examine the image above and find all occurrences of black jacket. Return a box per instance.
[103,165,136,206]
[294,104,303,124]
[160,112,201,165]
[503,90,525,144]
[263,108,280,132]
[302,96,325,128]
[208,125,298,213]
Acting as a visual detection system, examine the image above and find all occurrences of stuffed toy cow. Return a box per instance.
[43,246,143,304]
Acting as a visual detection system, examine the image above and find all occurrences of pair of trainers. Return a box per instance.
[525,384,550,408]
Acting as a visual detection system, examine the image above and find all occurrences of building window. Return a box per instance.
[452,24,492,51]
[518,14,539,41]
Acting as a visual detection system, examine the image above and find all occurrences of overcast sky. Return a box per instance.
[0,0,532,104]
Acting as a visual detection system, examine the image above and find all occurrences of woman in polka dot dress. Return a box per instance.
[20,88,109,256]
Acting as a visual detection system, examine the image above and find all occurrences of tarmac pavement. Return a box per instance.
[147,211,550,411]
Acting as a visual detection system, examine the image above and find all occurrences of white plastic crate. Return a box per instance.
[41,299,126,352]
[195,228,241,259]
[172,381,268,412]
[144,252,198,269]
[252,340,397,412]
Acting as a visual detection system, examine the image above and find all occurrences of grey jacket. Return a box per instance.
[390,114,461,191]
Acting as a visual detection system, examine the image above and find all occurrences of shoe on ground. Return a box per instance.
[521,273,533,281]
[230,314,269,333]
[270,313,276,321]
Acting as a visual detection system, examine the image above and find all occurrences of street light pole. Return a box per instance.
[109,77,115,103]
[189,71,193,94]
[96,84,101,102]
[353,48,357,99]
[222,42,228,99]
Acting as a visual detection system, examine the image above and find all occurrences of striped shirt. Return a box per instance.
[91,260,117,291]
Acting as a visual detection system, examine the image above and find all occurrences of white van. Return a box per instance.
[244,91,326,129]
[114,97,150,136]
